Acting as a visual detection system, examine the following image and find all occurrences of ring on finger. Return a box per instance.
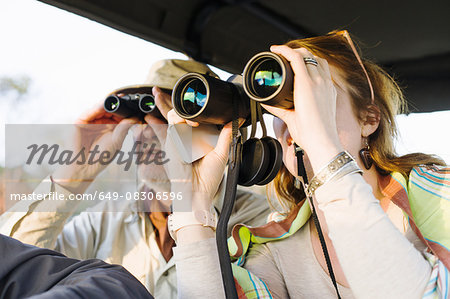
[303,57,318,67]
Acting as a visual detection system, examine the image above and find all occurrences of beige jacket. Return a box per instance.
[0,177,270,298]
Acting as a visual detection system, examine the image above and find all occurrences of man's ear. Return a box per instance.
[360,104,381,136]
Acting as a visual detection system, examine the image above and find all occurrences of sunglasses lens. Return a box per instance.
[251,58,283,98]
[181,79,207,116]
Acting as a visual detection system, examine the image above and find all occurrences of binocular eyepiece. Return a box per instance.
[104,93,156,119]
[172,52,294,124]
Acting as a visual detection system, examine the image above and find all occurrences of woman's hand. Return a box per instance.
[162,111,236,244]
[261,46,344,173]
[52,103,138,193]
[164,111,234,204]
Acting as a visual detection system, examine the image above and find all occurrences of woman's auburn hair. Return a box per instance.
[269,31,445,210]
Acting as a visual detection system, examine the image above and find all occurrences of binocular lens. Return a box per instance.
[104,96,120,112]
[181,79,207,115]
[243,52,293,108]
[251,59,283,98]
[139,95,155,113]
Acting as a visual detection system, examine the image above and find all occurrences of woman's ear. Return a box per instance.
[360,104,381,136]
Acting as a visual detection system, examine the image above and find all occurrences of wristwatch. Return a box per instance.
[168,209,217,242]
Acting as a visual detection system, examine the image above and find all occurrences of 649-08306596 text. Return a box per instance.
[9,191,184,201]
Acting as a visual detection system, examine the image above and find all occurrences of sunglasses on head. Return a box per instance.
[333,30,375,104]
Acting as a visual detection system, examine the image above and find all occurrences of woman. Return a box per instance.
[168,31,449,298]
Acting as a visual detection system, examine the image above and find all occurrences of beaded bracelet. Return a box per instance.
[306,151,362,196]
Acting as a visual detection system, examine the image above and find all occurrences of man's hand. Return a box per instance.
[52,103,139,194]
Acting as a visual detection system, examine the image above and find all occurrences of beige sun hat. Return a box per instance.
[145,58,219,89]
[109,58,219,95]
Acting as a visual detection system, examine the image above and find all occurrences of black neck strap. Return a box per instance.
[256,103,267,137]
[216,88,241,299]
[295,145,342,299]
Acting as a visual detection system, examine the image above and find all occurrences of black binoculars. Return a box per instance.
[104,93,157,119]
[171,51,294,125]
[101,52,292,188]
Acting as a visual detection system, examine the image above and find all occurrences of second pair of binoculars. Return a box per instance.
[172,51,294,125]
[103,86,169,120]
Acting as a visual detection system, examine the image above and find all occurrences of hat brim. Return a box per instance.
[108,84,172,96]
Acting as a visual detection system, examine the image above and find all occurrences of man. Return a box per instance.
[0,59,270,298]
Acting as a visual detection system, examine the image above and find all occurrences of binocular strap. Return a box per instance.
[216,93,241,299]
[295,147,342,299]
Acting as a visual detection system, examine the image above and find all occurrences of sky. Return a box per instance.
[0,0,449,166]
